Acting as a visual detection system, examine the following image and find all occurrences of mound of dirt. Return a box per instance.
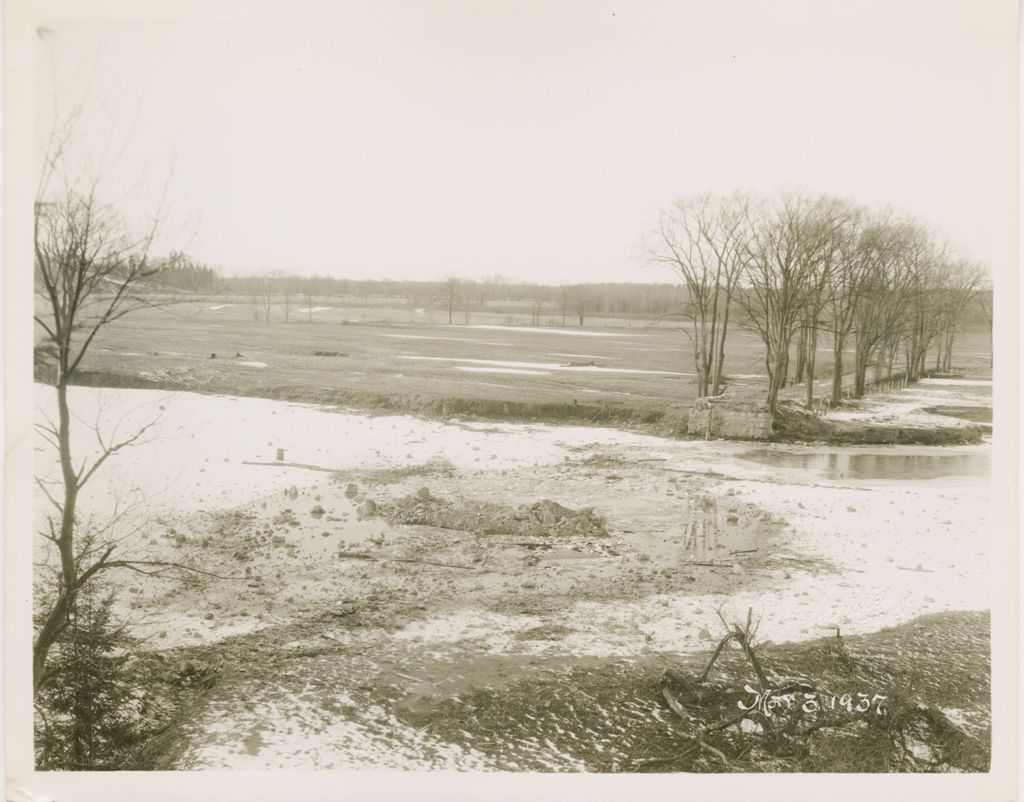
[362,489,609,539]
[771,402,833,441]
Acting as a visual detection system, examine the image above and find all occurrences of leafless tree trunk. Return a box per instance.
[254,274,274,322]
[32,79,222,696]
[794,324,807,385]
[574,285,587,327]
[278,273,293,323]
[440,276,459,325]
[33,171,172,692]
[978,292,993,368]
[646,193,748,398]
[738,194,831,415]
[932,260,985,374]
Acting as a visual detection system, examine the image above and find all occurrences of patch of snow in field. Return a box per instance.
[454,367,551,376]
[919,378,992,387]
[380,333,505,345]
[940,708,971,729]
[203,305,227,311]
[579,388,636,396]
[307,306,332,312]
[824,380,992,426]
[827,401,981,427]
[398,355,688,376]
[182,684,497,770]
[548,353,613,360]
[394,610,545,652]
[458,325,635,338]
[236,361,268,368]
[133,614,266,645]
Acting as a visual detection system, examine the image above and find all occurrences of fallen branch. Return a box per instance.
[634,607,985,773]
[662,686,689,720]
[98,558,244,581]
[241,460,337,473]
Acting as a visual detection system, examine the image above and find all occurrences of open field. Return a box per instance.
[58,300,994,431]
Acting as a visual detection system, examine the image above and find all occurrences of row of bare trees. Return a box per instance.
[647,193,989,414]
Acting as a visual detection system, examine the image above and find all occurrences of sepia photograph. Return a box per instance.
[4,0,1019,800]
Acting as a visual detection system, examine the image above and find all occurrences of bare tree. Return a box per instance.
[32,163,171,691]
[461,281,477,324]
[847,220,932,395]
[738,195,826,415]
[933,260,986,373]
[822,209,885,404]
[647,194,749,397]
[255,273,274,322]
[278,272,294,323]
[439,276,460,325]
[32,62,223,695]
[571,284,587,327]
[305,278,316,322]
[977,289,993,368]
[894,230,946,384]
[791,198,862,409]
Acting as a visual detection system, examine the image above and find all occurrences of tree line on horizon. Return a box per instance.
[149,257,696,325]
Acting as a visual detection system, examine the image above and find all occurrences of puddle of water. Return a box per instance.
[738,449,989,481]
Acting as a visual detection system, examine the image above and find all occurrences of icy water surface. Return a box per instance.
[737,449,990,481]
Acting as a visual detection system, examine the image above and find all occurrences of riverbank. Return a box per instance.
[47,366,989,446]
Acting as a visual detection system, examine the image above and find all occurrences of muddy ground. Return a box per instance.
[33,378,992,771]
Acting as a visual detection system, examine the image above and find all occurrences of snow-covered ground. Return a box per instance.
[826,378,992,427]
[34,382,990,648]
[32,380,992,769]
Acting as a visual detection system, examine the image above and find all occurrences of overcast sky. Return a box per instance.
[35,0,1017,284]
